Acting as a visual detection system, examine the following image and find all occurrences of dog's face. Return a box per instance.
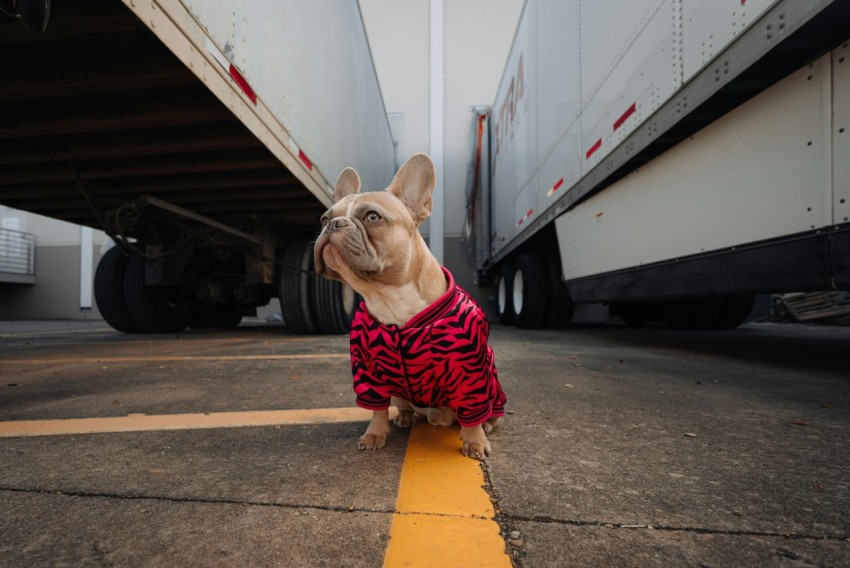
[314,154,435,291]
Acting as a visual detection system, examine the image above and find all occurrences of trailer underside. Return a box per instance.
[0,0,323,235]
[1,0,358,336]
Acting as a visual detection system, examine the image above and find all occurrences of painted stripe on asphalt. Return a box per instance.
[383,423,511,567]
[3,354,349,364]
[0,328,113,338]
[0,398,510,562]
[0,407,397,438]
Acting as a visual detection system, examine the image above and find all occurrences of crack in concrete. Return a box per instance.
[502,513,850,542]
[0,486,394,516]
[478,461,849,568]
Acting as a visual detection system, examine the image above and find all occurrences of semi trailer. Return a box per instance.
[466,0,850,329]
[0,0,396,333]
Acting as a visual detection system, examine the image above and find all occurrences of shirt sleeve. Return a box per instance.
[350,310,391,411]
[434,294,506,427]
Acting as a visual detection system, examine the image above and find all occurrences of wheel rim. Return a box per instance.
[341,282,356,315]
[497,277,507,314]
[513,269,524,314]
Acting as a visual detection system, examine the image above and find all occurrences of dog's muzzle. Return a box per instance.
[326,217,352,232]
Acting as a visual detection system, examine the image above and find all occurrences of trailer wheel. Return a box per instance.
[279,240,318,334]
[662,298,724,329]
[313,273,360,334]
[123,256,193,333]
[614,303,648,327]
[495,264,516,325]
[688,299,725,329]
[544,254,575,328]
[711,296,755,329]
[513,253,548,329]
[94,246,144,333]
[193,301,243,329]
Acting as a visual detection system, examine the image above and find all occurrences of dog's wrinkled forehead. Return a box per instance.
[326,192,409,222]
[323,194,360,222]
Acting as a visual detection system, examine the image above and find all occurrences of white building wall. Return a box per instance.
[442,0,524,239]
[359,0,524,242]
[1,206,108,320]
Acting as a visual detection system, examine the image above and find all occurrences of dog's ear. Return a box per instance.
[388,154,435,225]
[333,168,361,202]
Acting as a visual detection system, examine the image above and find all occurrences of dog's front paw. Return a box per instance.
[358,431,388,450]
[460,425,491,460]
[358,409,390,450]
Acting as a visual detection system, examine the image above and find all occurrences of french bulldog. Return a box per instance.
[314,154,506,459]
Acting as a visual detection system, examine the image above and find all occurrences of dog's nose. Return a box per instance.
[328,218,350,231]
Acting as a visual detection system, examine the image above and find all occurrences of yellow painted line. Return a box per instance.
[384,424,511,567]
[2,354,349,364]
[0,406,397,438]
[0,328,113,338]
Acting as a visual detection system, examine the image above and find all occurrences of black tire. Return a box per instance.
[193,301,243,329]
[513,253,549,329]
[494,264,516,325]
[661,298,723,329]
[123,256,193,333]
[712,296,755,329]
[94,246,144,333]
[279,240,318,334]
[615,303,648,327]
[686,298,724,329]
[313,274,360,334]
[657,300,692,328]
[543,254,575,328]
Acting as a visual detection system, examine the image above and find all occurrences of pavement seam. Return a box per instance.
[494,511,850,542]
[0,486,503,522]
[481,460,849,566]
[481,458,524,566]
[0,485,395,515]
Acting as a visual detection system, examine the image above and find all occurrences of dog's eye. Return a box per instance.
[320,216,329,227]
[365,211,381,223]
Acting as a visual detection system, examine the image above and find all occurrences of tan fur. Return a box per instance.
[314,154,496,459]
[314,154,446,327]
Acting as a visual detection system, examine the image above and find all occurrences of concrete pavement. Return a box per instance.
[0,319,848,566]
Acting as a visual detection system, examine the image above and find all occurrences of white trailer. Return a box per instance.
[468,0,850,329]
[0,0,395,333]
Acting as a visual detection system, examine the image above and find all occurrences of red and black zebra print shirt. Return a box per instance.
[350,267,506,428]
